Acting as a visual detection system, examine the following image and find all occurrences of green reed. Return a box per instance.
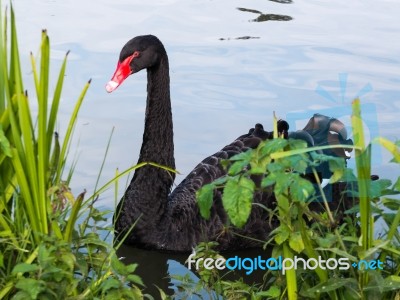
[0,5,147,299]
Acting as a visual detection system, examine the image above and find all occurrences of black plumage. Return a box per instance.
[107,35,353,252]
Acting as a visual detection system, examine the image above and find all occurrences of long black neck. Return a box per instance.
[139,55,174,169]
[126,53,175,222]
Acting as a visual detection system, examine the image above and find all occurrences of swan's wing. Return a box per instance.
[158,124,273,250]
[169,123,273,200]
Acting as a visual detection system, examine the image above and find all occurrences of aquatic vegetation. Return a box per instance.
[192,101,400,299]
[1,3,399,300]
[0,5,145,299]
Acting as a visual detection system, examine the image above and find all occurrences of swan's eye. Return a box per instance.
[132,51,140,58]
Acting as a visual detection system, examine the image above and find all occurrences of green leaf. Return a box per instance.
[394,176,400,192]
[60,252,75,272]
[373,137,400,163]
[382,197,400,211]
[0,125,12,157]
[125,263,138,274]
[256,285,280,298]
[315,234,338,248]
[212,176,228,186]
[12,263,40,275]
[111,254,129,276]
[273,224,290,245]
[274,173,292,195]
[289,177,315,202]
[285,154,309,173]
[267,161,284,173]
[328,156,346,183]
[196,183,214,220]
[230,149,252,162]
[126,274,144,286]
[228,150,253,175]
[260,138,288,156]
[222,176,255,228]
[228,160,248,175]
[289,232,304,253]
[302,278,357,297]
[101,278,121,293]
[315,247,357,261]
[15,278,46,299]
[261,173,276,188]
[64,190,85,242]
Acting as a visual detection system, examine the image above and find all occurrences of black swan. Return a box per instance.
[106,35,353,252]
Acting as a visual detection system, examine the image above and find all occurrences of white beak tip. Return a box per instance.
[106,80,119,93]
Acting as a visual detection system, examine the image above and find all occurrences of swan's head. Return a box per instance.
[106,35,165,93]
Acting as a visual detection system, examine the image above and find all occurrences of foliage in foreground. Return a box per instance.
[1,3,399,300]
[190,101,400,299]
[0,6,146,299]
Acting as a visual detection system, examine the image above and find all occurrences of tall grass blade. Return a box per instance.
[351,99,372,250]
[0,5,6,112]
[9,6,23,95]
[55,79,91,184]
[37,30,51,233]
[10,148,40,236]
[47,51,69,155]
[351,99,373,290]
[64,191,85,242]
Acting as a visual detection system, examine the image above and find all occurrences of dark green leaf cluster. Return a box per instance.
[197,137,349,228]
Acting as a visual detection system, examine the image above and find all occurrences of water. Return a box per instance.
[9,0,400,297]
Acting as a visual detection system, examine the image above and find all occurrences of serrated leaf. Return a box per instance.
[212,176,228,186]
[230,149,252,162]
[289,232,304,253]
[125,263,138,274]
[260,138,288,156]
[288,138,308,150]
[273,224,290,245]
[222,176,254,228]
[197,183,214,220]
[15,278,46,299]
[286,154,309,173]
[274,173,292,195]
[111,255,128,276]
[127,274,144,286]
[261,174,276,188]
[101,278,121,293]
[228,160,248,175]
[249,145,272,175]
[289,177,315,202]
[60,252,75,272]
[267,161,284,173]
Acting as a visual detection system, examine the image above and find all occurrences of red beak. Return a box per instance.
[106,54,135,93]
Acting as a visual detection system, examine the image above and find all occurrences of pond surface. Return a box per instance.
[9,0,400,297]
